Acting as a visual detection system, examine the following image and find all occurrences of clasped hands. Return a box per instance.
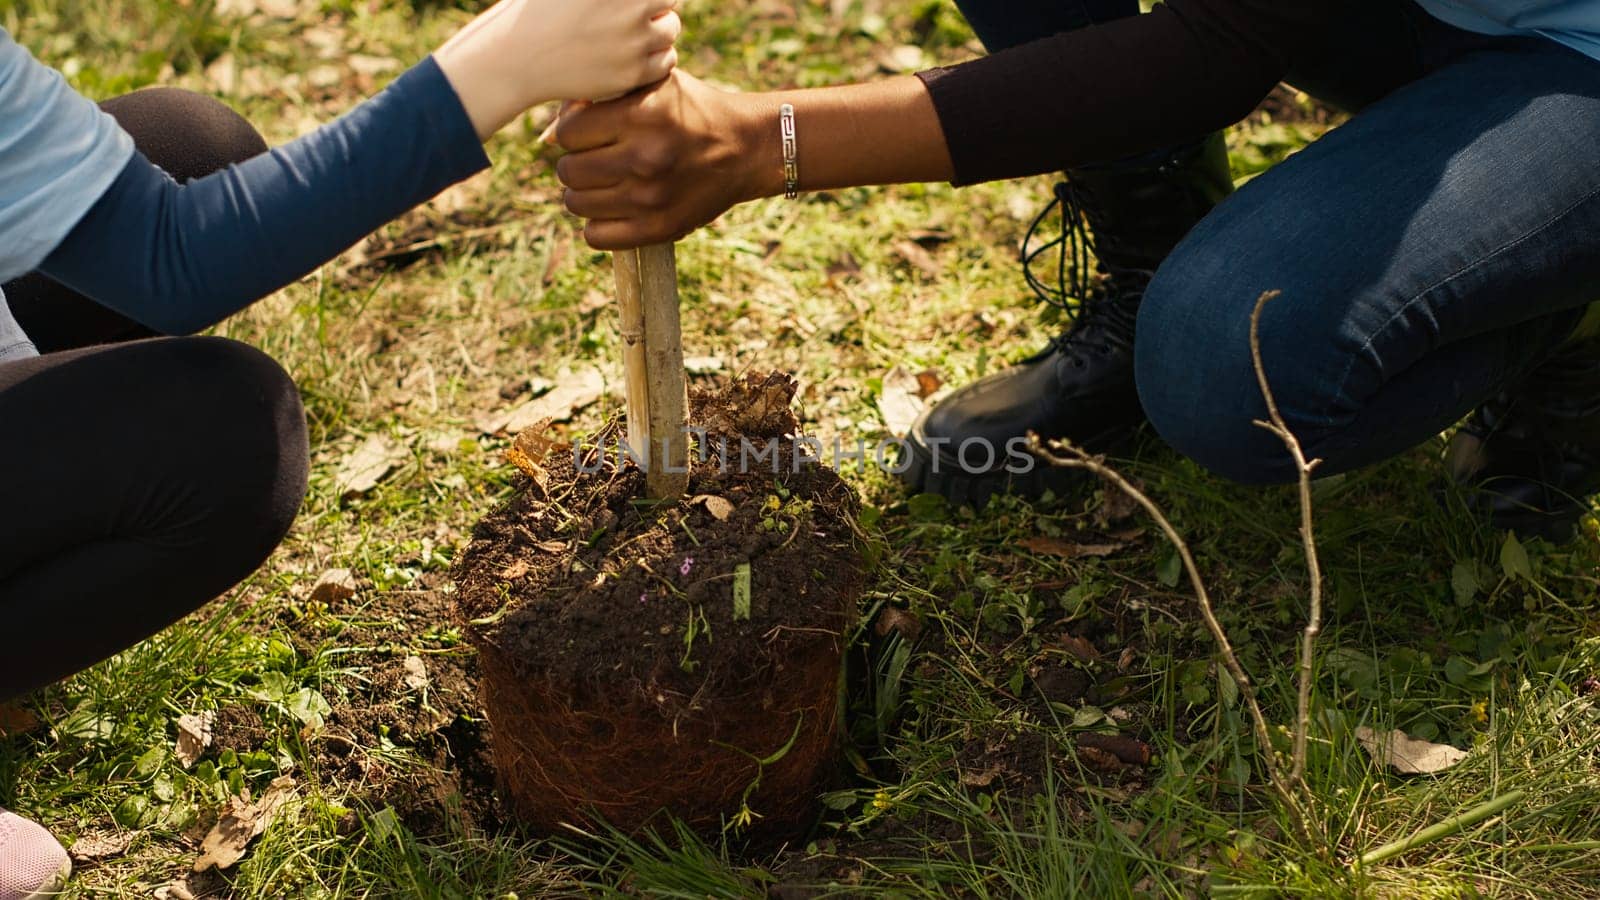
[553,71,781,250]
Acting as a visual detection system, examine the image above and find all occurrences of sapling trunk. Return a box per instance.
[614,243,689,499]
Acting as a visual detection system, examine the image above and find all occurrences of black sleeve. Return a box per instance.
[916,0,1338,185]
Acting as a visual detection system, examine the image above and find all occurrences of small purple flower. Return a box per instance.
[639,592,649,605]
[679,556,695,577]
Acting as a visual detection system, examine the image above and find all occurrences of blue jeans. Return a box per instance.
[949,0,1600,484]
[1138,22,1600,484]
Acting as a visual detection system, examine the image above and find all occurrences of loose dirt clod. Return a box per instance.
[453,373,863,840]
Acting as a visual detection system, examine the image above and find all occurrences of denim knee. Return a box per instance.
[1134,249,1302,486]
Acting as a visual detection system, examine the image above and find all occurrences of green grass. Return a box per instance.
[4,0,1600,896]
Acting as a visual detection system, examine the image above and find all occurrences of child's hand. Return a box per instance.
[436,0,680,141]
[508,0,681,104]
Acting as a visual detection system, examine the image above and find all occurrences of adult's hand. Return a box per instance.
[554,71,780,250]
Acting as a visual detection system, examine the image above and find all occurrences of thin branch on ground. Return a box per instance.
[1026,290,1334,848]
[1247,289,1324,788]
[1027,433,1310,837]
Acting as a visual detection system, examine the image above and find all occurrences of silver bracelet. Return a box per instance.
[780,103,799,199]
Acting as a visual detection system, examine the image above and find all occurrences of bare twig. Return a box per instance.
[1027,434,1308,833]
[1024,288,1332,849]
[1247,290,1324,787]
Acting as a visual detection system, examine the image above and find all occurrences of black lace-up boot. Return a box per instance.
[902,134,1235,506]
[1446,337,1600,542]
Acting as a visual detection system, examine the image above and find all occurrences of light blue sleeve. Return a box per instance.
[1414,1,1600,60]
[0,287,33,362]
[0,27,135,283]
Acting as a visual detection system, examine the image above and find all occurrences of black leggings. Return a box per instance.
[0,90,308,701]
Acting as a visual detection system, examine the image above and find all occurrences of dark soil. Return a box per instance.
[238,579,502,837]
[453,372,865,839]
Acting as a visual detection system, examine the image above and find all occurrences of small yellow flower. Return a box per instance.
[731,804,755,830]
[871,789,893,811]
[1471,700,1488,724]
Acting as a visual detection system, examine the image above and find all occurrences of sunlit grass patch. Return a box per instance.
[3,0,1598,895]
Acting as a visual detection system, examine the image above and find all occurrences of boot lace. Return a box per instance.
[1021,180,1150,359]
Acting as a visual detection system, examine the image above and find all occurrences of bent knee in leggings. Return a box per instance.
[160,337,309,561]
[0,338,305,698]
[55,337,312,572]
[100,87,267,181]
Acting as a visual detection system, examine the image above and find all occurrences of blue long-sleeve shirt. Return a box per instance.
[0,28,134,359]
[0,26,487,361]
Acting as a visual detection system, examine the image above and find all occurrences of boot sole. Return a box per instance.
[1494,511,1580,543]
[898,415,1138,508]
[1477,497,1584,544]
[1437,477,1586,544]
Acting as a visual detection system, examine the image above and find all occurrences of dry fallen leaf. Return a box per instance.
[69,829,135,863]
[499,560,531,580]
[216,0,301,17]
[914,368,943,398]
[741,374,801,436]
[959,765,1002,788]
[892,239,941,278]
[505,419,558,493]
[876,43,927,73]
[205,53,238,94]
[873,606,923,642]
[1019,536,1124,559]
[481,368,606,434]
[878,366,926,438]
[154,879,199,900]
[540,228,571,286]
[1058,633,1099,662]
[1095,485,1143,527]
[175,712,216,770]
[1355,726,1469,774]
[309,568,358,605]
[401,655,429,692]
[333,435,407,497]
[1076,745,1127,773]
[826,251,862,279]
[684,355,725,375]
[346,54,398,77]
[690,494,736,521]
[513,420,562,463]
[0,703,39,737]
[194,776,299,872]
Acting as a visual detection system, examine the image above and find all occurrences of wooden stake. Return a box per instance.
[637,243,690,498]
[612,248,650,457]
[611,244,689,498]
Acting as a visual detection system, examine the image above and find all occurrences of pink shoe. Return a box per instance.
[0,810,69,900]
